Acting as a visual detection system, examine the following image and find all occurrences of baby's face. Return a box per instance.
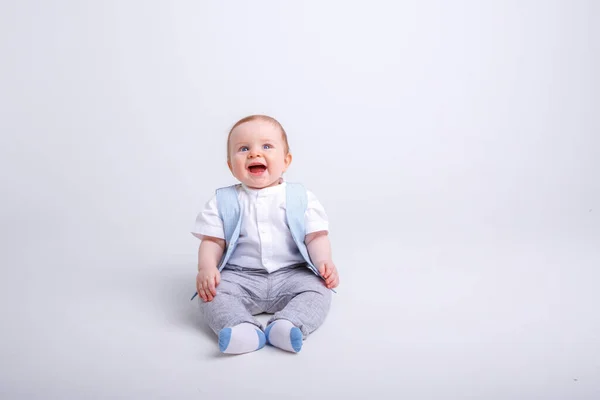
[228,120,292,189]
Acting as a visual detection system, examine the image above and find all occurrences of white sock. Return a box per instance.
[265,319,303,353]
[218,323,266,354]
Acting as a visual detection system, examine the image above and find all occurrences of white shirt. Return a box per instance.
[192,181,328,272]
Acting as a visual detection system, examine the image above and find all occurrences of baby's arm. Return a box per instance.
[306,231,339,289]
[196,237,225,302]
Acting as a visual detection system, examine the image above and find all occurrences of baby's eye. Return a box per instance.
[239,146,249,152]
[262,144,273,150]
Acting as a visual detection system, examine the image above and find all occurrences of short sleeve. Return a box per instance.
[304,190,329,234]
[191,194,225,240]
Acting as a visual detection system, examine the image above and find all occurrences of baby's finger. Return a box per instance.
[329,266,337,280]
[328,270,339,287]
[332,275,339,288]
[332,271,340,287]
[322,264,331,279]
[325,273,333,284]
[208,277,217,297]
[196,275,203,293]
[203,281,214,301]
[198,287,208,302]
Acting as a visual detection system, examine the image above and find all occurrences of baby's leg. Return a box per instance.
[199,269,267,354]
[265,266,332,352]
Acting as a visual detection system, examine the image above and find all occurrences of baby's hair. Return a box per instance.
[227,115,290,161]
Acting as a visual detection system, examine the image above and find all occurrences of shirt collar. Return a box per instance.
[241,178,286,196]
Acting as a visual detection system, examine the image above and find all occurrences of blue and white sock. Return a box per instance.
[265,319,303,353]
[218,323,266,354]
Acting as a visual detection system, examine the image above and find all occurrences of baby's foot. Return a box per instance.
[218,323,266,354]
[264,319,303,353]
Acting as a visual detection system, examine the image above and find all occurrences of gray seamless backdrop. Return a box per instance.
[1,1,598,399]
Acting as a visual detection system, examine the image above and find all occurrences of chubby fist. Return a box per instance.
[317,261,339,289]
[196,267,221,302]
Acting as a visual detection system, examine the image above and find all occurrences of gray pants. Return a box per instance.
[198,264,332,338]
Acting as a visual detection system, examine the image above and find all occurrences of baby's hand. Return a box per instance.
[317,261,339,289]
[196,267,221,302]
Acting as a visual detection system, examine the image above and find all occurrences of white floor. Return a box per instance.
[2,224,598,399]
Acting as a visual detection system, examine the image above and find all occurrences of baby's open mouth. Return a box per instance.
[248,163,267,174]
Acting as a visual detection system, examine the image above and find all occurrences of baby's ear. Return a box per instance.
[284,152,293,170]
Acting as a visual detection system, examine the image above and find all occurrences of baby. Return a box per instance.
[191,115,339,354]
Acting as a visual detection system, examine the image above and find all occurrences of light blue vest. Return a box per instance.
[191,182,330,300]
